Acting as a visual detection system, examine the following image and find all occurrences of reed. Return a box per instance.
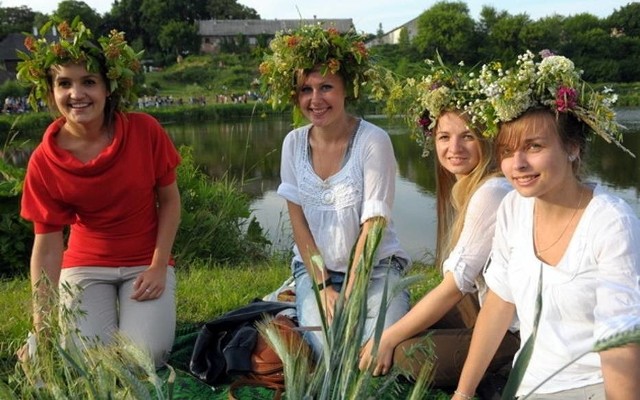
[258,217,436,399]
[0,278,171,399]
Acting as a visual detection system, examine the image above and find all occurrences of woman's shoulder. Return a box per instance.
[478,176,512,192]
[282,124,310,145]
[590,183,638,221]
[470,177,513,203]
[122,111,161,126]
[358,119,388,137]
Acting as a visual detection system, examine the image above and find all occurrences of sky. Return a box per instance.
[0,0,632,34]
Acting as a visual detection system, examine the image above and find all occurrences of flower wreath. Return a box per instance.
[258,23,370,121]
[467,50,634,157]
[16,17,144,112]
[401,54,483,156]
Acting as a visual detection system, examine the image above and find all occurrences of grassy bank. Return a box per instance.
[0,102,286,141]
[0,260,439,380]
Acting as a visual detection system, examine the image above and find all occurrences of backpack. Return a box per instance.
[189,300,294,385]
[228,314,309,400]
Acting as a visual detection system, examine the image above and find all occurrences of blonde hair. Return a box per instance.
[434,110,500,270]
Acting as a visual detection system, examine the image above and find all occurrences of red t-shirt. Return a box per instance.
[21,112,181,268]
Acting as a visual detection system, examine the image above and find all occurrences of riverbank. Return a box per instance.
[0,102,287,141]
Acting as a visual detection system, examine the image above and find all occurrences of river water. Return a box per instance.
[167,110,640,262]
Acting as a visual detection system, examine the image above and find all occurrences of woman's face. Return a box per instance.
[499,115,576,200]
[434,112,481,180]
[51,63,108,128]
[296,71,347,128]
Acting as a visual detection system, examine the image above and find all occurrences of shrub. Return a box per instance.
[174,146,270,265]
[0,135,32,278]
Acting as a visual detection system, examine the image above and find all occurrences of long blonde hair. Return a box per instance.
[434,110,500,271]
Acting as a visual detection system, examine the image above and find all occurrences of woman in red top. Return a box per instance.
[17,19,181,366]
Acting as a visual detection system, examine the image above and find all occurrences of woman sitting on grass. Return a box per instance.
[359,59,519,393]
[453,51,640,400]
[17,18,181,367]
[259,24,411,359]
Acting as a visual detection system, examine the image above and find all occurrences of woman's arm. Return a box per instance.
[30,231,64,331]
[454,289,515,399]
[359,272,463,374]
[287,200,339,321]
[132,180,180,300]
[601,344,640,399]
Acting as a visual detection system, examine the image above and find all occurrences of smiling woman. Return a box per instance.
[16,18,182,368]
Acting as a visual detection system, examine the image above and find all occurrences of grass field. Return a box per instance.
[0,260,441,383]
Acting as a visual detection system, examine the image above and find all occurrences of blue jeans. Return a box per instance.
[292,256,410,359]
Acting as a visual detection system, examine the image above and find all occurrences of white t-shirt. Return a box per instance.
[277,119,409,273]
[486,184,640,396]
[442,176,512,303]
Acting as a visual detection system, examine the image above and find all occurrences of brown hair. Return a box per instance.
[496,108,588,176]
[293,66,350,104]
[434,110,500,270]
[45,46,118,132]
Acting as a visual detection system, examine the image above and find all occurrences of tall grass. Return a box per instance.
[0,280,172,399]
[259,217,437,399]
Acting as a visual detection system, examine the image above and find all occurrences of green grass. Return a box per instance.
[0,260,440,381]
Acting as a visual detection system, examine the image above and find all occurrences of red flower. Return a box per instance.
[326,28,339,38]
[556,86,578,112]
[24,36,36,52]
[286,35,300,48]
[57,21,73,39]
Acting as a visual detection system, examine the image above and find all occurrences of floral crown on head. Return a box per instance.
[400,54,486,156]
[259,23,370,113]
[467,50,634,157]
[16,17,144,112]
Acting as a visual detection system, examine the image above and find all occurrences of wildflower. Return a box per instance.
[24,36,36,52]
[556,86,578,112]
[57,21,73,39]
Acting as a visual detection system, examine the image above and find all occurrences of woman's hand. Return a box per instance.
[359,333,395,376]
[319,285,339,325]
[131,265,168,301]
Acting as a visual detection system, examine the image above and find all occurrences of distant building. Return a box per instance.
[198,18,354,53]
[0,29,58,83]
[366,17,419,47]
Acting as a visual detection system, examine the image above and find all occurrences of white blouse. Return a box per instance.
[442,177,512,302]
[277,119,409,273]
[486,184,640,395]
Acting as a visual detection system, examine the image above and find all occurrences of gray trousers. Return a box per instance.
[59,265,176,367]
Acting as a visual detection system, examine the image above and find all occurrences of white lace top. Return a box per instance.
[277,119,409,273]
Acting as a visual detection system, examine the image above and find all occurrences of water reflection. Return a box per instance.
[166,111,640,262]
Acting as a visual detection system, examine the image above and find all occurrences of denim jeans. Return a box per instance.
[292,256,410,359]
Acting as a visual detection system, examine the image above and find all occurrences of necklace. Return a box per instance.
[534,186,585,256]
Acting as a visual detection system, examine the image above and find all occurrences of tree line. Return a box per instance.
[1,0,640,82]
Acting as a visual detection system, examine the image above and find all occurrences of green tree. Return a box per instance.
[54,0,102,31]
[158,20,199,57]
[398,26,410,51]
[101,0,145,43]
[520,14,566,55]
[608,2,640,37]
[413,1,477,63]
[206,0,259,19]
[485,12,532,63]
[0,6,39,39]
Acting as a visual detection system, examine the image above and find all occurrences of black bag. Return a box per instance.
[189,299,294,385]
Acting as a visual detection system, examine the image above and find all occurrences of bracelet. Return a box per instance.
[316,277,332,291]
[454,390,474,400]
